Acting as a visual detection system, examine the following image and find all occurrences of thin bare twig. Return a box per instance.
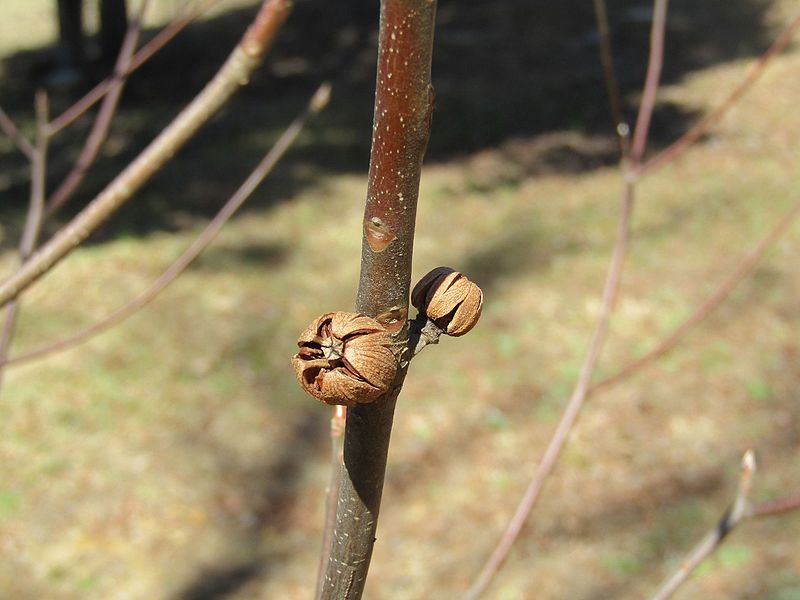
[0,92,49,392]
[48,0,224,136]
[0,0,292,311]
[591,0,628,155]
[592,198,800,393]
[750,492,800,518]
[465,181,636,600]
[18,93,50,259]
[650,451,757,600]
[637,12,800,177]
[464,2,670,597]
[629,0,669,167]
[0,106,36,160]
[45,0,150,215]
[0,83,330,368]
[316,405,347,600]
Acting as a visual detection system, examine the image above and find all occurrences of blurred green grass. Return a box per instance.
[1,0,800,598]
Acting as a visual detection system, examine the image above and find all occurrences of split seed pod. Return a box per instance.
[411,267,483,336]
[292,312,397,406]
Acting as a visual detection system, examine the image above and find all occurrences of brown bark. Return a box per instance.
[319,1,437,598]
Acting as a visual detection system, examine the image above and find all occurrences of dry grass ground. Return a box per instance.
[0,0,799,598]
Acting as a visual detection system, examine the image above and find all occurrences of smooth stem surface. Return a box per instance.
[319,1,436,598]
[0,0,291,310]
[465,184,636,600]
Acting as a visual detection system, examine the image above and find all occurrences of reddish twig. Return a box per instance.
[0,0,292,311]
[629,0,669,167]
[592,198,800,394]
[0,83,330,369]
[47,0,224,136]
[46,0,150,215]
[750,492,800,518]
[637,12,800,177]
[318,1,437,597]
[653,458,800,600]
[316,405,347,600]
[464,2,670,597]
[650,451,757,600]
[0,92,49,393]
[0,105,36,161]
[465,179,636,600]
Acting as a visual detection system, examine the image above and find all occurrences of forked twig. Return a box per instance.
[0,83,331,368]
[650,451,757,600]
[45,0,150,215]
[0,0,292,311]
[637,12,800,177]
[47,0,224,136]
[592,198,800,393]
[464,2,670,597]
[465,185,636,600]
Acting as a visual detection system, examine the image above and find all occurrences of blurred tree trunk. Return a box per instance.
[99,0,128,65]
[57,0,86,69]
[56,0,128,70]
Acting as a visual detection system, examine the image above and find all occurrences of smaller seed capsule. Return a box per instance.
[411,267,483,336]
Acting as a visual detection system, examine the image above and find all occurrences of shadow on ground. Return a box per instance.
[173,409,326,599]
[0,0,781,247]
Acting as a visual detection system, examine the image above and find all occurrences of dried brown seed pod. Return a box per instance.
[291,312,397,406]
[411,267,483,336]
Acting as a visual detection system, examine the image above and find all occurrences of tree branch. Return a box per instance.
[0,92,49,393]
[47,0,224,136]
[0,0,292,311]
[0,83,330,369]
[46,0,150,215]
[318,1,437,597]
[652,458,800,600]
[464,2,670,597]
[636,12,800,177]
[0,105,35,161]
[592,197,800,393]
[750,492,800,518]
[650,451,756,600]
